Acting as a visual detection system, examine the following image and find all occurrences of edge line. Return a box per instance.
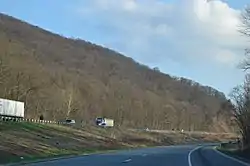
[188,146,201,166]
[213,148,250,166]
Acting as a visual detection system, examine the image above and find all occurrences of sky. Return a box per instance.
[0,0,249,95]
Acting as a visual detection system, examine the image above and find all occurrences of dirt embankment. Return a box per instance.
[0,122,237,164]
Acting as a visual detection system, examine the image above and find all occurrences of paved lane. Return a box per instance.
[24,145,250,166]
[26,145,195,166]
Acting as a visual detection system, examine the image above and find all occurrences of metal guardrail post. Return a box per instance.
[0,117,63,126]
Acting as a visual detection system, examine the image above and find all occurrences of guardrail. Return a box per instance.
[219,140,242,150]
[0,116,61,124]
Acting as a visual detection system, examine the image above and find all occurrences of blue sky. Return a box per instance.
[0,0,249,95]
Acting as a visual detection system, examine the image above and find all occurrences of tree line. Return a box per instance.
[230,5,250,150]
[0,13,234,131]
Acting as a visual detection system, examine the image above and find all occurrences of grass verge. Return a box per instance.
[5,148,122,165]
[0,122,237,165]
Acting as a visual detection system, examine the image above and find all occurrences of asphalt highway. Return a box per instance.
[26,144,250,166]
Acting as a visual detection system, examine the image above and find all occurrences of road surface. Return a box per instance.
[25,144,250,166]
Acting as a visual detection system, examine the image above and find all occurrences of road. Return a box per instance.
[25,144,250,166]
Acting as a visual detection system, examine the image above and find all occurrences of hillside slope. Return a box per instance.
[0,13,234,131]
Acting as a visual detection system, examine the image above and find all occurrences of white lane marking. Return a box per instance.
[188,146,201,166]
[122,159,132,163]
[213,148,250,166]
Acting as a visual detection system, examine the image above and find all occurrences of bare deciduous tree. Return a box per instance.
[232,5,250,149]
[230,75,250,149]
[0,13,235,131]
[239,6,250,71]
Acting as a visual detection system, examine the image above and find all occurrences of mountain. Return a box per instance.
[0,13,234,131]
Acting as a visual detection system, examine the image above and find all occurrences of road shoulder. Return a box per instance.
[214,147,250,166]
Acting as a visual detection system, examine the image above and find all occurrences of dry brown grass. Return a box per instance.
[0,122,237,164]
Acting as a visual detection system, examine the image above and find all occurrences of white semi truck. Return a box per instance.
[0,98,24,118]
[95,117,114,127]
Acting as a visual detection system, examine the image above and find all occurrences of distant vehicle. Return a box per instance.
[60,119,76,125]
[95,117,114,127]
[0,98,24,118]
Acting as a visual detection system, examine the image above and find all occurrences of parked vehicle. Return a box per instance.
[95,117,114,127]
[0,98,24,118]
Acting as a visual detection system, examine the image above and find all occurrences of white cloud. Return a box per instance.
[76,0,246,64]
[74,0,248,93]
[214,49,238,65]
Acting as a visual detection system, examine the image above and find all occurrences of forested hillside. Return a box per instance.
[0,13,234,131]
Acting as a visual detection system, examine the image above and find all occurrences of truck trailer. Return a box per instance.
[0,98,24,118]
